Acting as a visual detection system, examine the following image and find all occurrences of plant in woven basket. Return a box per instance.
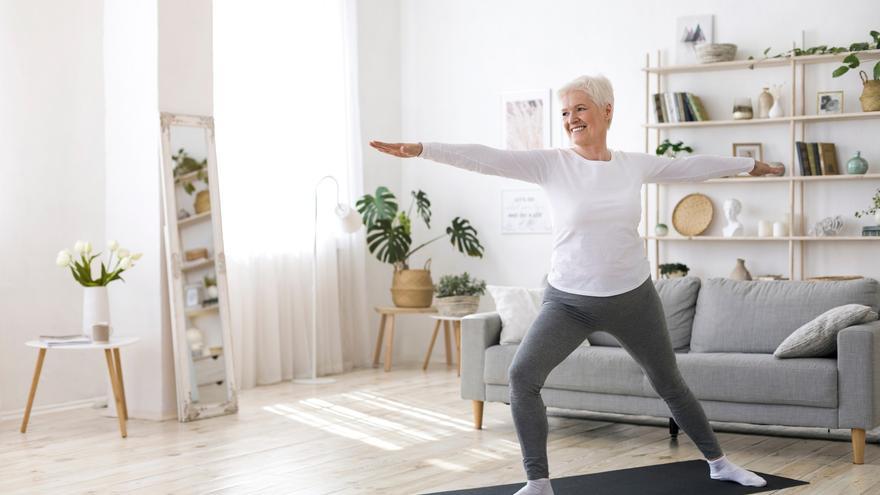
[434,272,487,298]
[655,139,693,158]
[356,187,484,271]
[172,148,208,195]
[659,262,689,279]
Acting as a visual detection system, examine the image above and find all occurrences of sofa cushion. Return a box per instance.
[483,345,645,396]
[588,277,700,350]
[774,304,878,358]
[488,286,546,345]
[672,353,838,408]
[691,278,880,353]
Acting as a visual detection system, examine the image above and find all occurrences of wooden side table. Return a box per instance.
[21,337,139,438]
[428,315,464,376]
[373,306,437,372]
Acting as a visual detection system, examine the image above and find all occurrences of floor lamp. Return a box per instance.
[293,175,362,385]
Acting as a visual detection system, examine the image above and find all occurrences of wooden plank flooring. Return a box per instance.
[2,366,879,494]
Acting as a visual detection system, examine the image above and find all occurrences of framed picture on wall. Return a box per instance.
[675,15,714,65]
[817,90,844,115]
[501,90,551,150]
[501,189,552,234]
[732,142,763,162]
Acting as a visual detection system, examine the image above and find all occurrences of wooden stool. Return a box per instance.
[425,315,464,376]
[373,306,437,372]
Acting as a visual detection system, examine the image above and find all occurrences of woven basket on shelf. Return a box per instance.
[672,193,714,236]
[435,295,480,317]
[695,43,737,63]
[859,71,880,112]
[194,190,211,214]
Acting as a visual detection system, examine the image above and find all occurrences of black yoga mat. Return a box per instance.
[421,460,807,495]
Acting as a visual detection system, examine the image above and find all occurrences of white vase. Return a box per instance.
[83,286,110,338]
[874,211,880,225]
[768,99,783,118]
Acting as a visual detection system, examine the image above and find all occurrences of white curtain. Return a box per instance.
[213,0,370,387]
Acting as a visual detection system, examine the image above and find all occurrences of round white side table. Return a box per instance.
[22,337,140,438]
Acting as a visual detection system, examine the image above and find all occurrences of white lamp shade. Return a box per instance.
[335,204,363,234]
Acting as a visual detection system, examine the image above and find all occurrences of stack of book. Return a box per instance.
[795,141,839,176]
[39,334,92,346]
[863,226,880,237]
[652,92,709,123]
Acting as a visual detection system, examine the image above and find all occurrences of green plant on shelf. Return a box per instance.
[746,30,880,80]
[172,148,208,195]
[655,139,693,158]
[854,189,880,218]
[659,262,689,278]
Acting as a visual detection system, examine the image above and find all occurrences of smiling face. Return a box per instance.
[560,90,611,148]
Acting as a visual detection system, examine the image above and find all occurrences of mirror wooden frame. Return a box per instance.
[159,112,238,422]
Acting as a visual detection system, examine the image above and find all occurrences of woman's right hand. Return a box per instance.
[370,141,423,158]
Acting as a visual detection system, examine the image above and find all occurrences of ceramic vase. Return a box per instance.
[847,151,869,175]
[730,258,753,281]
[758,87,773,118]
[768,99,783,118]
[82,286,110,338]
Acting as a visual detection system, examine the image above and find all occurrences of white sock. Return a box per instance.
[708,456,767,487]
[513,477,554,495]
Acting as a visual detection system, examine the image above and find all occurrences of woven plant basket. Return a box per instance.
[194,190,211,214]
[435,295,480,317]
[391,259,434,308]
[859,71,880,112]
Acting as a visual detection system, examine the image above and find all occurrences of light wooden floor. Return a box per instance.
[2,365,879,494]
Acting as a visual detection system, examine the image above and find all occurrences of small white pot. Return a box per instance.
[82,286,110,338]
[874,211,880,225]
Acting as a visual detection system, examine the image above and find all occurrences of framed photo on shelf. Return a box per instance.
[732,142,763,162]
[817,90,844,115]
[501,90,551,150]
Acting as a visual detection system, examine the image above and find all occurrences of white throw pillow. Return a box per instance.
[488,285,590,347]
[774,304,879,358]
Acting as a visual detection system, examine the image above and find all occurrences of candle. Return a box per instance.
[758,220,772,237]
[773,221,787,237]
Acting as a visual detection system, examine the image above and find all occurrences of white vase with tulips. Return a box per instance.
[56,240,142,339]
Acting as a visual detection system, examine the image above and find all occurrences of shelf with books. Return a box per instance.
[642,48,879,281]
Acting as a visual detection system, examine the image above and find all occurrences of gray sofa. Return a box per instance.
[460,277,880,464]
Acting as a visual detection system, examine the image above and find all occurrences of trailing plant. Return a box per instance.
[854,189,880,218]
[172,148,208,195]
[746,30,880,80]
[434,272,487,298]
[655,139,693,157]
[658,262,689,277]
[356,187,484,270]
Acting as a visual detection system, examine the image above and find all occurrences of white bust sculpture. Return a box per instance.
[723,198,744,237]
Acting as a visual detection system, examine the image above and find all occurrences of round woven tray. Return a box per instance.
[672,193,714,236]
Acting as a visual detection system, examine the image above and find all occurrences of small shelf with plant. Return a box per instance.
[433,272,487,317]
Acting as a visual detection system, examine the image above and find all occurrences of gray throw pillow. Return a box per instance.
[774,304,879,358]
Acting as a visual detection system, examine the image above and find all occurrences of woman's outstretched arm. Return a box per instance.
[639,153,784,183]
[370,141,551,185]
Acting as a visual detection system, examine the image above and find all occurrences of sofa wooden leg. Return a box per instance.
[852,428,866,465]
[669,418,679,438]
[472,400,484,430]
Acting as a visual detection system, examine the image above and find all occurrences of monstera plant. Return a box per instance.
[356,187,484,271]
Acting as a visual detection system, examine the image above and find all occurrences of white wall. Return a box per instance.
[0,0,107,415]
[362,0,880,364]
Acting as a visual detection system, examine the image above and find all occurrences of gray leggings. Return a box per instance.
[508,276,723,480]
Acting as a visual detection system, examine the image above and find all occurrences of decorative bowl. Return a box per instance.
[695,43,737,64]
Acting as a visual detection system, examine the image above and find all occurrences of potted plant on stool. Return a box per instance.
[357,187,484,308]
[434,272,487,317]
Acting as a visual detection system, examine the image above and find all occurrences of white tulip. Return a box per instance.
[56,250,72,267]
[74,241,86,253]
[131,252,143,261]
[116,248,130,259]
[119,257,132,270]
[108,240,119,252]
[83,241,92,254]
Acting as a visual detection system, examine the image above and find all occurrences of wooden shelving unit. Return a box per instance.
[642,48,880,280]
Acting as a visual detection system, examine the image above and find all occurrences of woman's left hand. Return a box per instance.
[749,160,785,176]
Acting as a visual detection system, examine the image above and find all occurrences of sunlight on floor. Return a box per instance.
[425,458,470,472]
[264,404,402,451]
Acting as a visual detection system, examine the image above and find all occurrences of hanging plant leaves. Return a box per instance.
[446,217,484,258]
[411,190,431,228]
[366,219,411,264]
[356,186,398,228]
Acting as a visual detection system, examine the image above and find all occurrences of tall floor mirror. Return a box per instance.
[159,112,238,422]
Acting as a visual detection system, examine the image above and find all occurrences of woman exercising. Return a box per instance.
[371,74,780,495]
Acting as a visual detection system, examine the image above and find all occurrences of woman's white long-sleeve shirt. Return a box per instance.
[419,143,755,296]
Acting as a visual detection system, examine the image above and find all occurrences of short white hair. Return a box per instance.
[557,74,614,127]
